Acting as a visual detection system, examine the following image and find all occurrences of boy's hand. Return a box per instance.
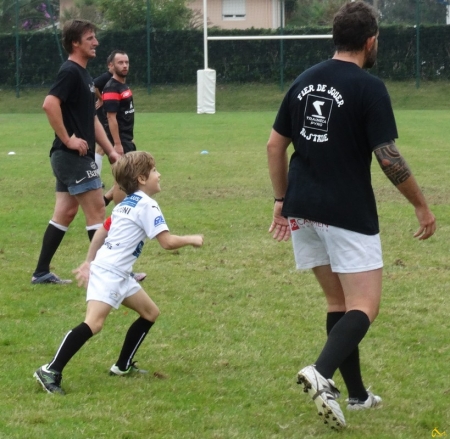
[73,261,90,288]
[192,235,204,247]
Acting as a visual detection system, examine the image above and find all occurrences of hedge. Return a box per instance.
[0,25,449,87]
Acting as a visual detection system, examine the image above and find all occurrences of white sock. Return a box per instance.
[95,153,103,176]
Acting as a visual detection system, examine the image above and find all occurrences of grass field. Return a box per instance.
[0,84,449,439]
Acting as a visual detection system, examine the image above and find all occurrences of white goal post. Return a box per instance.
[197,0,332,114]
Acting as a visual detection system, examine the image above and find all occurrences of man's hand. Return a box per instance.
[108,150,121,164]
[413,206,436,240]
[269,201,291,242]
[114,143,124,156]
[67,135,88,156]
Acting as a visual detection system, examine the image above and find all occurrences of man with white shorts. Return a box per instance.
[267,1,436,430]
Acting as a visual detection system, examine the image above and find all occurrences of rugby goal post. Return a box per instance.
[197,0,332,114]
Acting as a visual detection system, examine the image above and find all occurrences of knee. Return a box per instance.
[54,206,78,225]
[143,305,160,322]
[86,320,104,335]
[368,306,380,323]
[150,305,160,322]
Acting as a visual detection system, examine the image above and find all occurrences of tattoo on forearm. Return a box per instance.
[374,142,411,186]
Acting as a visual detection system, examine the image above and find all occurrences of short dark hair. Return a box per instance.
[333,1,378,52]
[61,19,97,54]
[112,151,156,195]
[107,50,128,65]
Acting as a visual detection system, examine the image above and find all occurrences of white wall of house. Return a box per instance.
[190,0,283,30]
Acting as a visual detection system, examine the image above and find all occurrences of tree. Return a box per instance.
[97,0,193,31]
[376,0,446,25]
[0,0,59,33]
[60,0,104,25]
[285,0,447,27]
[286,0,345,27]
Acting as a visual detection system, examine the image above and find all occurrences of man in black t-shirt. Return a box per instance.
[31,19,120,285]
[267,1,436,430]
[102,50,136,205]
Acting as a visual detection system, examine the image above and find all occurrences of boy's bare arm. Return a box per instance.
[73,226,109,287]
[156,231,204,250]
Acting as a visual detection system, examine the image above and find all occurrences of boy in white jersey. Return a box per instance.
[34,151,204,394]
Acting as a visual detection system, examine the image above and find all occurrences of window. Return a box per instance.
[222,0,246,20]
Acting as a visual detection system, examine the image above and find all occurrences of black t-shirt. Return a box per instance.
[102,78,134,143]
[48,60,96,158]
[273,59,398,235]
[94,71,113,92]
[94,71,113,132]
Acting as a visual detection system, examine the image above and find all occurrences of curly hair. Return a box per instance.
[333,1,378,52]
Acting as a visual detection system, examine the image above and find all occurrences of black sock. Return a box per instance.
[327,312,368,401]
[48,322,93,373]
[115,317,154,371]
[315,310,370,381]
[33,223,66,277]
[87,228,97,241]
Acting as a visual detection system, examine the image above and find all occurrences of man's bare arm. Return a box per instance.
[374,141,411,186]
[374,141,436,240]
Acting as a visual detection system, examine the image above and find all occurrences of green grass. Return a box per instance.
[0,86,449,438]
[1,80,450,114]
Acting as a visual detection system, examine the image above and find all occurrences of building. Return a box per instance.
[59,0,285,30]
[190,0,284,29]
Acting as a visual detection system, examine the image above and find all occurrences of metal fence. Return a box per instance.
[1,13,449,96]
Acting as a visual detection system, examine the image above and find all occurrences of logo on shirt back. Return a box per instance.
[296,83,346,143]
[304,94,333,132]
[122,194,142,208]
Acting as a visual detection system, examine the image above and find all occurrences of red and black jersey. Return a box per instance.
[102,78,134,143]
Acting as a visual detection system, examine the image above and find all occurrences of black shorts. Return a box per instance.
[122,141,137,154]
[51,150,102,195]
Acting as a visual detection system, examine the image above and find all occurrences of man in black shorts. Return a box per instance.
[31,19,120,285]
[267,1,436,430]
[102,50,136,205]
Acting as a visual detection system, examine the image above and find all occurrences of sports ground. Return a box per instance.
[0,83,449,438]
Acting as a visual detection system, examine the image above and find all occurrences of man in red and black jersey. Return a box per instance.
[102,50,136,205]
[92,55,114,177]
[103,50,135,155]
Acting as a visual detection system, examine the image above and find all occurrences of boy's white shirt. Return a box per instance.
[92,190,169,277]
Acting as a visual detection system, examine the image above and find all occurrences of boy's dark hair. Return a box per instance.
[333,1,378,52]
[107,50,127,65]
[112,151,156,195]
[62,19,97,54]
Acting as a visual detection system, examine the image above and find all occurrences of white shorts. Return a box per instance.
[289,217,383,273]
[87,264,141,309]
